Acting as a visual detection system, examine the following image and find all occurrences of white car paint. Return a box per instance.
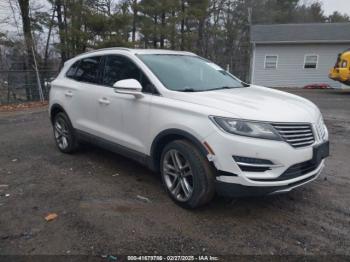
[49,48,329,193]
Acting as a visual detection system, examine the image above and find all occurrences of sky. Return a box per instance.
[318,0,350,15]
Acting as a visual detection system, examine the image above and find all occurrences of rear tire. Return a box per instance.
[160,140,215,209]
[53,112,79,153]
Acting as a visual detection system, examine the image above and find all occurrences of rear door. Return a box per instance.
[66,56,104,135]
[54,60,81,124]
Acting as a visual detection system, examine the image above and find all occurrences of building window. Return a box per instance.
[264,55,278,69]
[304,55,318,69]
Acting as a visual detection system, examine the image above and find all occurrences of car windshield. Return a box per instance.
[137,54,246,92]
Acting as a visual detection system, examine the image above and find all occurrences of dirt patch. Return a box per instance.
[0,101,48,113]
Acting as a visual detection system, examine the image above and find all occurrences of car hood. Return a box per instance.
[168,85,321,123]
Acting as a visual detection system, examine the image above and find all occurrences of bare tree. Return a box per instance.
[131,0,138,42]
[55,0,67,65]
[17,0,35,69]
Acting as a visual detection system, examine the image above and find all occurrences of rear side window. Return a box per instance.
[74,56,102,84]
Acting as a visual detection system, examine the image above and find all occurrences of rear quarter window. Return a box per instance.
[65,56,102,84]
[66,61,80,79]
[75,57,102,84]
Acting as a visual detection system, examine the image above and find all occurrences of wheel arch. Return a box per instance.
[150,129,209,172]
[50,103,68,124]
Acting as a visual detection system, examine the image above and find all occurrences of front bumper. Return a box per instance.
[215,160,324,197]
[204,124,329,195]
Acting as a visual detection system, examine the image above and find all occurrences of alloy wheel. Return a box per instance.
[54,117,70,150]
[163,149,194,202]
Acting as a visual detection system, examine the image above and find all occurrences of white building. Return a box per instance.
[250,23,350,88]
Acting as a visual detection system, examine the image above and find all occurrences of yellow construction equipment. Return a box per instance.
[329,49,350,86]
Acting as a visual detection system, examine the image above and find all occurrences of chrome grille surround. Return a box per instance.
[271,123,315,148]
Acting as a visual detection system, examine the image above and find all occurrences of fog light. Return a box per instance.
[233,156,276,172]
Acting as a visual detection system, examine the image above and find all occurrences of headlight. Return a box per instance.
[210,117,282,140]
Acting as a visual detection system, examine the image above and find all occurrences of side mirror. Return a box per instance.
[113,79,143,98]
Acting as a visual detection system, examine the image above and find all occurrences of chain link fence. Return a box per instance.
[0,70,58,105]
[0,47,251,106]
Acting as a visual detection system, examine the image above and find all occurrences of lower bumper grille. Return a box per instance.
[251,159,321,182]
[277,159,319,181]
[250,141,328,182]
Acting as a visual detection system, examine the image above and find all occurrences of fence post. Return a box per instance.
[32,47,44,102]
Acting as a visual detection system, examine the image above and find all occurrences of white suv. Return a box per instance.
[49,48,329,208]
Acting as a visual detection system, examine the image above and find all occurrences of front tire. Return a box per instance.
[160,140,215,209]
[53,112,79,153]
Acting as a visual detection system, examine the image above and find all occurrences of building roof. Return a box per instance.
[251,23,350,44]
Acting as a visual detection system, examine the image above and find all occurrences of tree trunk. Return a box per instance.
[18,0,34,69]
[44,5,56,69]
[153,15,158,48]
[160,11,166,48]
[132,0,138,43]
[56,0,67,67]
[197,18,204,55]
[17,0,37,100]
[180,0,185,50]
[170,10,176,49]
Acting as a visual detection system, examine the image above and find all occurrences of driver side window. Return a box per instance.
[102,55,157,94]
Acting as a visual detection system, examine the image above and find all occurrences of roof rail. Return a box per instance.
[77,47,131,56]
[63,47,132,66]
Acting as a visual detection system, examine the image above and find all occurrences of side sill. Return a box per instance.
[75,129,154,169]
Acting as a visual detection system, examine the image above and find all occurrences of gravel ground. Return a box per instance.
[0,89,349,257]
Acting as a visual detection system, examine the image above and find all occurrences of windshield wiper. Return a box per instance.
[206,86,237,91]
[178,86,244,92]
[178,88,197,92]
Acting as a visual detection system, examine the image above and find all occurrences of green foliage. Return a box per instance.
[49,0,341,55]
[30,11,51,33]
[328,11,350,23]
[5,0,346,79]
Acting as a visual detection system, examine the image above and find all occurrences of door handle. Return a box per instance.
[65,91,73,97]
[98,98,110,105]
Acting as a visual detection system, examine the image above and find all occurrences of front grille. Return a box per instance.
[271,123,315,148]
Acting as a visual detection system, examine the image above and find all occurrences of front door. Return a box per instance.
[97,55,156,154]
